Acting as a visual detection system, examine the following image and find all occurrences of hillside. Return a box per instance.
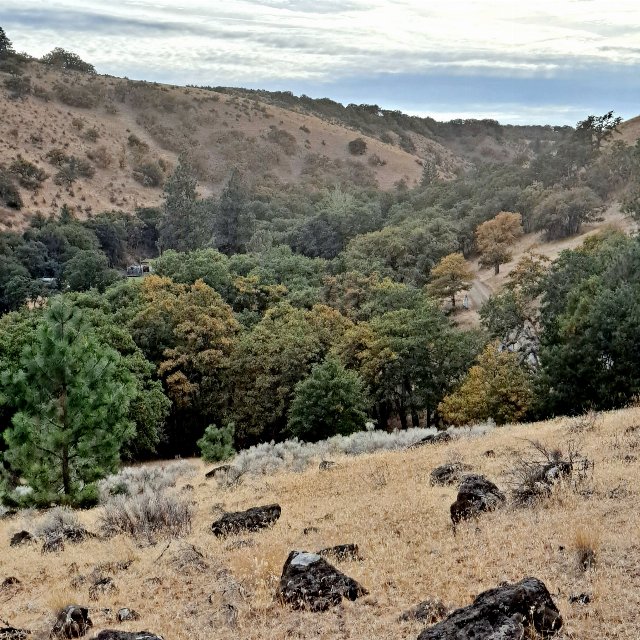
[2,407,638,639]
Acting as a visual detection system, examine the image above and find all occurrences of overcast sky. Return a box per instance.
[2,1,639,125]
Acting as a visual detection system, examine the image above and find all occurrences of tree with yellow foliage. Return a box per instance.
[438,341,533,426]
[475,212,524,275]
[427,253,474,308]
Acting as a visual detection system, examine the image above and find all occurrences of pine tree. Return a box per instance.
[0,27,13,58]
[1,300,136,506]
[215,167,254,255]
[197,423,236,462]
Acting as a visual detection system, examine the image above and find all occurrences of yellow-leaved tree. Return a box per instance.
[475,212,524,275]
[427,253,474,308]
[438,341,533,426]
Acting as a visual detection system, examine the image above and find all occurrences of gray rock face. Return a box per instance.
[211,504,281,537]
[9,530,35,547]
[94,633,163,640]
[418,577,562,640]
[51,605,92,638]
[430,463,470,487]
[500,320,540,369]
[276,550,368,611]
[450,475,505,525]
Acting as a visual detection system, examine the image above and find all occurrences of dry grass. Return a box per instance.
[3,407,640,638]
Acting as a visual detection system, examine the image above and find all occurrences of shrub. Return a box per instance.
[3,73,30,99]
[34,506,83,539]
[266,126,297,155]
[197,423,236,462]
[100,492,193,538]
[9,156,47,190]
[53,83,97,108]
[54,156,95,185]
[41,47,96,74]
[127,134,149,152]
[132,161,163,187]
[0,170,22,209]
[46,148,70,167]
[348,137,367,155]
[86,146,111,169]
[83,127,99,142]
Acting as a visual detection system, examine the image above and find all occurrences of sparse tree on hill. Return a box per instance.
[575,111,622,151]
[215,167,254,255]
[427,253,474,308]
[1,301,136,506]
[533,186,602,240]
[476,212,523,275]
[0,27,13,58]
[40,47,96,74]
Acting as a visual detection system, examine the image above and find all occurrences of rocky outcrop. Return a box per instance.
[276,550,368,611]
[450,475,505,525]
[430,463,470,486]
[51,606,92,639]
[500,320,540,368]
[9,530,35,547]
[417,577,562,640]
[409,433,452,449]
[116,609,140,623]
[211,504,281,537]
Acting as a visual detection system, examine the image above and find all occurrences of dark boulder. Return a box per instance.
[409,433,452,449]
[450,475,505,525]
[417,577,562,640]
[0,628,29,640]
[93,633,162,640]
[276,550,368,611]
[398,598,447,623]
[319,460,336,470]
[318,544,362,561]
[205,464,231,479]
[1,576,21,588]
[9,530,35,547]
[513,460,573,505]
[116,609,141,622]
[51,605,92,639]
[430,463,470,487]
[211,504,281,537]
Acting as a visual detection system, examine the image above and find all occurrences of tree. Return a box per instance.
[475,212,523,275]
[348,138,367,155]
[215,168,254,255]
[63,249,119,292]
[197,423,236,462]
[40,47,95,73]
[533,186,602,240]
[0,301,136,506]
[575,111,622,151]
[439,341,533,426]
[427,253,474,308]
[0,27,13,58]
[287,356,368,442]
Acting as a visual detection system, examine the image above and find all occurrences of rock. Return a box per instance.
[225,538,255,551]
[116,609,140,622]
[211,504,281,537]
[318,544,362,561]
[9,530,35,547]
[89,576,117,600]
[430,463,470,487]
[450,475,505,525]
[569,593,591,605]
[0,628,29,640]
[93,633,162,640]
[51,605,93,638]
[319,460,336,470]
[513,460,573,505]
[409,432,452,448]
[303,527,319,535]
[42,535,65,554]
[276,550,368,611]
[418,577,562,640]
[1,576,21,588]
[398,598,447,623]
[484,450,496,458]
[205,464,231,479]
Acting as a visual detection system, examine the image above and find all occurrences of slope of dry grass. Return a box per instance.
[2,407,640,639]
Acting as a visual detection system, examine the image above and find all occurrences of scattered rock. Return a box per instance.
[93,632,163,640]
[418,577,562,640]
[319,460,336,470]
[205,464,231,479]
[89,576,118,600]
[181,484,194,492]
[450,475,505,525]
[42,535,65,554]
[430,463,470,487]
[276,550,368,611]
[303,527,319,535]
[569,593,591,605]
[1,576,21,588]
[318,544,362,561]
[116,609,140,622]
[211,504,281,537]
[9,530,35,547]
[51,605,93,639]
[409,432,452,448]
[225,538,255,551]
[513,460,573,504]
[484,450,495,458]
[398,598,447,623]
[0,628,29,640]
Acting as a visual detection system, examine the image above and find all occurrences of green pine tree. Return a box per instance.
[197,423,236,462]
[287,356,368,442]
[0,300,136,506]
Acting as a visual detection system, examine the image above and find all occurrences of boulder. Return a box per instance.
[9,530,35,547]
[450,475,505,525]
[409,433,452,449]
[318,544,362,561]
[418,577,562,640]
[398,598,447,623]
[211,504,281,537]
[51,605,92,639]
[116,609,140,622]
[276,550,368,611]
[89,576,117,600]
[430,463,469,487]
[205,464,231,479]
[0,629,29,640]
[1,576,21,588]
[42,535,65,554]
[319,460,336,470]
[93,633,162,640]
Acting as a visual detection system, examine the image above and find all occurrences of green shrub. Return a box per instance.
[348,137,367,155]
[9,156,47,190]
[133,161,163,187]
[54,83,97,108]
[197,423,236,462]
[0,170,22,209]
[41,47,96,73]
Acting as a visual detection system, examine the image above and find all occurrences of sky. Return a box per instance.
[1,0,639,125]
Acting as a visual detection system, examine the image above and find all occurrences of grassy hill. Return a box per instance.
[1,407,638,639]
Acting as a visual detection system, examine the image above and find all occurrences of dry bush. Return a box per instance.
[83,127,99,142]
[567,410,601,434]
[573,525,600,571]
[368,153,387,167]
[266,126,297,156]
[53,83,98,109]
[9,156,47,190]
[100,491,193,539]
[133,161,164,187]
[86,146,111,169]
[34,506,82,539]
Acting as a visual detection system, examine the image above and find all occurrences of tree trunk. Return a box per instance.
[62,445,71,495]
[494,263,500,275]
[411,410,420,428]
[398,410,408,430]
[451,294,456,308]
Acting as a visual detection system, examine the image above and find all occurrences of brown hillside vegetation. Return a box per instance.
[0,63,430,228]
[614,115,640,146]
[2,407,640,639]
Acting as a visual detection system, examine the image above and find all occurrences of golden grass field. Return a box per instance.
[2,407,640,639]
